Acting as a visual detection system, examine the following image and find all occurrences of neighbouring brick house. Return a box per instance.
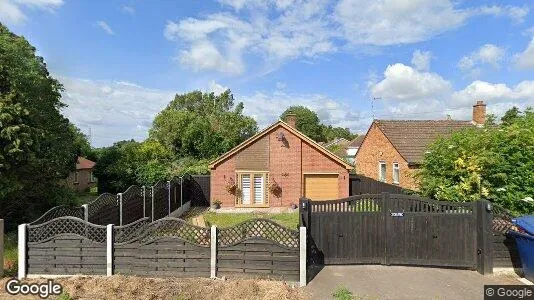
[65,157,97,192]
[355,101,487,190]
[209,114,353,207]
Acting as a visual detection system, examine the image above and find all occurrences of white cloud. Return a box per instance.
[165,1,337,75]
[514,37,534,70]
[122,5,135,14]
[411,50,432,71]
[0,0,63,24]
[371,63,451,102]
[207,80,228,95]
[97,21,115,35]
[368,63,534,121]
[458,44,505,77]
[59,76,175,147]
[167,0,527,74]
[241,90,370,132]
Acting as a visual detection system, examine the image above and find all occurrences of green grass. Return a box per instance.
[74,192,97,205]
[202,212,299,229]
[333,286,354,300]
[3,233,17,277]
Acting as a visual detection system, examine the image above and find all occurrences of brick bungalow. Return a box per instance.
[209,114,353,207]
[355,101,487,190]
[65,156,97,192]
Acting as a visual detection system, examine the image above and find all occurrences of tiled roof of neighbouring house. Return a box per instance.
[76,157,96,170]
[348,135,364,148]
[374,120,474,164]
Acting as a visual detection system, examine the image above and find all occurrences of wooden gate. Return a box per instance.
[300,193,490,271]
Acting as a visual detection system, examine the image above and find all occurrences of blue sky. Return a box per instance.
[1,0,534,147]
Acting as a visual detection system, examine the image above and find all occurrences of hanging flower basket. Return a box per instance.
[225,178,240,195]
[269,181,282,197]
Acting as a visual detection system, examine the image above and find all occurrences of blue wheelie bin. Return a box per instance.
[509,216,534,282]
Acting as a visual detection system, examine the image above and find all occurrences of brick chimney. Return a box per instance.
[285,113,297,128]
[472,100,486,125]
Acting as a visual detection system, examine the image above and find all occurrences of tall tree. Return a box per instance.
[0,24,79,227]
[323,125,357,141]
[501,106,522,126]
[280,106,326,142]
[150,90,257,159]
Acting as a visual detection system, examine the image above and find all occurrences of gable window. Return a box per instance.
[393,163,400,184]
[378,161,386,182]
[236,172,269,206]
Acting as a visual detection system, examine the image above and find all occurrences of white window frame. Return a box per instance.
[236,171,269,207]
[392,162,400,184]
[74,171,79,183]
[378,161,386,182]
[90,172,96,183]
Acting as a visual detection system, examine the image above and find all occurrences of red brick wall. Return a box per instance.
[65,169,97,192]
[355,123,418,190]
[210,125,349,208]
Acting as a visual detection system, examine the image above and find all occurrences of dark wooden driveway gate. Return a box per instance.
[300,193,493,273]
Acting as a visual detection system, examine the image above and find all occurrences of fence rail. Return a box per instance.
[18,218,306,286]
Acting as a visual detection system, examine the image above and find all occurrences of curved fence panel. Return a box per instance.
[216,219,300,281]
[218,219,299,248]
[30,206,84,225]
[26,217,107,275]
[113,217,150,243]
[113,218,211,277]
[88,193,119,225]
[121,185,144,225]
[152,181,168,220]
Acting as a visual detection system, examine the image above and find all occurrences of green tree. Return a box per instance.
[93,140,141,193]
[418,109,534,215]
[150,90,257,159]
[501,106,522,126]
[323,125,357,141]
[281,106,326,141]
[0,24,80,228]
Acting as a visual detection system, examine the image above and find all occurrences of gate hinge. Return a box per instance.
[477,249,482,255]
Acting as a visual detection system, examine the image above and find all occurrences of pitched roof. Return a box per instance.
[324,137,350,148]
[76,157,96,170]
[209,120,353,170]
[374,120,474,164]
[348,135,364,148]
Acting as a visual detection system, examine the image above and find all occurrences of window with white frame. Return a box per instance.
[74,171,79,183]
[90,172,96,183]
[393,163,400,184]
[379,161,386,182]
[237,172,268,206]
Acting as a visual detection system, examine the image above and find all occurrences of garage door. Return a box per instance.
[304,174,339,200]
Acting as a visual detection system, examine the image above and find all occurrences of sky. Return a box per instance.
[1,0,534,147]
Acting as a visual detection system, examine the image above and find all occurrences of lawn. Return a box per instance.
[202,212,300,229]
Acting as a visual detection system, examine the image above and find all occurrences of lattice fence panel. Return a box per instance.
[492,203,517,234]
[88,193,119,225]
[30,206,85,225]
[27,217,107,243]
[114,217,150,243]
[118,218,210,246]
[121,185,144,225]
[218,219,299,248]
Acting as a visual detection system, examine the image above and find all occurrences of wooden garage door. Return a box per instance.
[304,174,339,200]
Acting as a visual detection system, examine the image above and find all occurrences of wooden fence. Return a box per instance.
[0,219,3,277]
[349,174,410,195]
[18,217,306,286]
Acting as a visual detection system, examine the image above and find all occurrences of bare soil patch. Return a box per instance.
[0,275,304,300]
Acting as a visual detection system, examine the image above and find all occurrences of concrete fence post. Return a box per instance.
[118,193,123,226]
[211,225,217,278]
[167,180,171,216]
[82,204,89,222]
[106,224,114,276]
[17,223,27,280]
[142,186,146,218]
[299,226,307,287]
[151,186,155,222]
[180,176,183,208]
[0,219,3,278]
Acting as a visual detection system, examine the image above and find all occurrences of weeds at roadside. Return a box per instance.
[333,286,353,300]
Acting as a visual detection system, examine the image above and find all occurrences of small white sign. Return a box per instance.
[391,212,404,217]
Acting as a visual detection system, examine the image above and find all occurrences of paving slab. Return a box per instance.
[305,265,523,300]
